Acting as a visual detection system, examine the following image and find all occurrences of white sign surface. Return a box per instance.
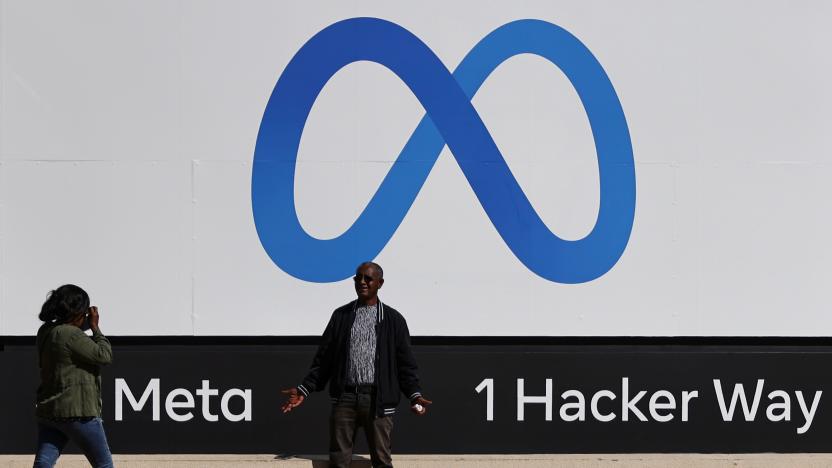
[2,1,830,336]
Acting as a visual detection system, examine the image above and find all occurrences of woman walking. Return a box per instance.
[33,284,114,468]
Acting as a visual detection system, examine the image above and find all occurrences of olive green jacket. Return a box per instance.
[35,324,113,418]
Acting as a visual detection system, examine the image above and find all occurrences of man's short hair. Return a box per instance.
[357,261,384,279]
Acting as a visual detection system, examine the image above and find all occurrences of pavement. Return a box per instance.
[5,454,832,467]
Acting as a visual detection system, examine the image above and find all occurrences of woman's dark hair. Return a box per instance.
[39,284,90,323]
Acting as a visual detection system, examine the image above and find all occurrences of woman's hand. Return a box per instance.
[88,306,100,332]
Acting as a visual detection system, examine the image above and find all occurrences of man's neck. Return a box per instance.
[357,297,379,306]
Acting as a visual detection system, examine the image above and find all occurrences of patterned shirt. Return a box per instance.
[347,304,377,385]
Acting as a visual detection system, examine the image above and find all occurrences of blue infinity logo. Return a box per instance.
[252,18,635,283]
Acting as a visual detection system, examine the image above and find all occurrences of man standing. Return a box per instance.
[281,262,431,468]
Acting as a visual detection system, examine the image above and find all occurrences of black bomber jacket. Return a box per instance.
[297,300,423,417]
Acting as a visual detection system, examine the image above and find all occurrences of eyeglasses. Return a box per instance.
[353,274,378,283]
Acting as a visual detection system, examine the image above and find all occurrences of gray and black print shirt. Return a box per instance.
[347,304,377,385]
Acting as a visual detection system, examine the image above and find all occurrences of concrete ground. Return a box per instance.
[4,454,832,467]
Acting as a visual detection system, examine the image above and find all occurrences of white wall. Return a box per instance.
[2,1,831,336]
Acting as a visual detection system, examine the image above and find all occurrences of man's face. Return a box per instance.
[354,265,383,303]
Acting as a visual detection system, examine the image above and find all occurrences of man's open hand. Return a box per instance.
[410,395,432,416]
[281,388,305,413]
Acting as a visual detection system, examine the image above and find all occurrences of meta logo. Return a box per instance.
[252,18,635,283]
[114,379,252,423]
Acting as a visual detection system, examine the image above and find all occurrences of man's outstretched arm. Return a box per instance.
[395,315,432,415]
[280,311,338,413]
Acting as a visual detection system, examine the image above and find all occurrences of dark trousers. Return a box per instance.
[329,390,394,468]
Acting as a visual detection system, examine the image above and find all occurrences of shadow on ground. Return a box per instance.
[275,454,372,467]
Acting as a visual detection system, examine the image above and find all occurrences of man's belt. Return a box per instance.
[343,384,376,394]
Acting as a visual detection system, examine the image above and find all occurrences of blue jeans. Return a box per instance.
[33,417,113,468]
